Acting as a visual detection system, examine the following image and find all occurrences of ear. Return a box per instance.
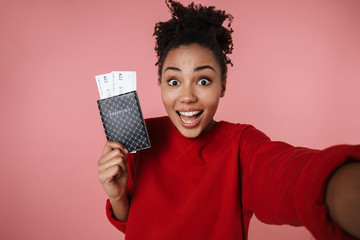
[220,79,226,97]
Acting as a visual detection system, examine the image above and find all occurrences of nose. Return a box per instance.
[180,84,197,104]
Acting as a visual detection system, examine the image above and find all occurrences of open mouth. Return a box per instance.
[176,110,203,124]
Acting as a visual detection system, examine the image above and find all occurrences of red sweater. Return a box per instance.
[106,116,360,240]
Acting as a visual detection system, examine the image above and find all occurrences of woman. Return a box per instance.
[98,1,360,239]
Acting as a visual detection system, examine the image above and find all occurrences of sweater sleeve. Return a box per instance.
[105,152,137,234]
[106,199,127,233]
[239,125,360,240]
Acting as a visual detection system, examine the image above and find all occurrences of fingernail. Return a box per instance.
[125,149,129,154]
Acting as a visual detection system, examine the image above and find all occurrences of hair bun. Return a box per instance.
[154,0,234,80]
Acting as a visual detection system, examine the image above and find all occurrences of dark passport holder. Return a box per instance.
[97,91,150,152]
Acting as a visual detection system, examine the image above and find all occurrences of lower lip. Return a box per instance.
[177,113,202,128]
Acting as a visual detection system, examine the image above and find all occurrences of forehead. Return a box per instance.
[163,44,219,69]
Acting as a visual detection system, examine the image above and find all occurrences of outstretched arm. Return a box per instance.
[326,161,360,238]
[239,125,360,239]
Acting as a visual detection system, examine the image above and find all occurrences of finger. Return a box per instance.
[98,156,127,174]
[99,164,123,184]
[99,148,128,165]
[102,141,129,155]
[99,161,128,184]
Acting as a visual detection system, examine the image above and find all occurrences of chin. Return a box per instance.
[178,128,202,138]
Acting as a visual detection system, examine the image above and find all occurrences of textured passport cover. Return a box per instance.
[97,91,150,152]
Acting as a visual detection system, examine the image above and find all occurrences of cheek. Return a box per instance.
[205,98,220,112]
[200,89,222,107]
[203,97,221,116]
[161,87,174,108]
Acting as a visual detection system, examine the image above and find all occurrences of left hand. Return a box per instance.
[326,161,360,238]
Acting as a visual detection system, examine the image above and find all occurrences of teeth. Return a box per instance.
[181,116,200,124]
[178,111,202,124]
[178,111,201,116]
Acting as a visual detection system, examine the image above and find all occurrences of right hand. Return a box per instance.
[98,141,129,201]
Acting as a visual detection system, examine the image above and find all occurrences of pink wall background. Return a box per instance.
[1,0,359,239]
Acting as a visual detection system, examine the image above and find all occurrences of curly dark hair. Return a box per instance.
[153,0,234,82]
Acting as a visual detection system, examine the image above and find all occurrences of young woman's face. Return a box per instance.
[160,44,226,138]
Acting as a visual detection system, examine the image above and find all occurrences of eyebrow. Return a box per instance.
[195,65,216,72]
[164,65,216,73]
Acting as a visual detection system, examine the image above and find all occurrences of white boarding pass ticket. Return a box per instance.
[95,71,136,99]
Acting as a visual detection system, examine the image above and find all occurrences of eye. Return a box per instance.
[197,78,211,86]
[168,79,180,86]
